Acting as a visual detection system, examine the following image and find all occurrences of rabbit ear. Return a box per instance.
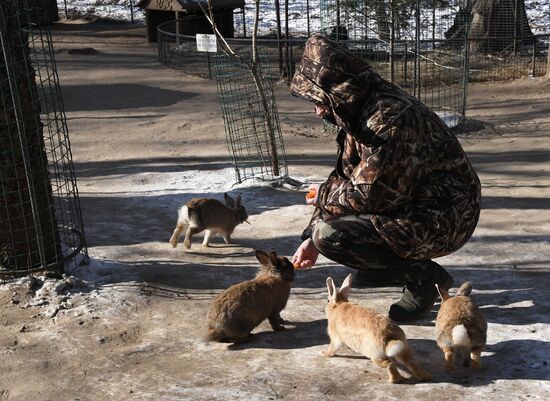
[268,250,278,266]
[326,277,337,301]
[255,249,269,265]
[224,193,235,208]
[235,195,242,207]
[435,283,450,301]
[339,273,353,300]
[456,281,473,297]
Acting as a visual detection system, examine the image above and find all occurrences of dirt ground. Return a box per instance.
[1,20,550,401]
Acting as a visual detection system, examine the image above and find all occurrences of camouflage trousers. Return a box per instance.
[311,214,442,283]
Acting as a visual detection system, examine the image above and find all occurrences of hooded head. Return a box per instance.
[290,34,381,132]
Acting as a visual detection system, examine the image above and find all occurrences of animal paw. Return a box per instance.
[320,349,333,357]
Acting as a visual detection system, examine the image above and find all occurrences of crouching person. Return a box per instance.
[291,34,481,322]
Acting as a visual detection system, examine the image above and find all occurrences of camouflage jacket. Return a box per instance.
[290,34,481,259]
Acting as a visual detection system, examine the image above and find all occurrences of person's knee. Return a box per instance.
[311,220,341,252]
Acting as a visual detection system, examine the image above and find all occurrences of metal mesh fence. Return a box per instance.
[469,33,549,81]
[318,0,471,127]
[158,20,306,82]
[212,51,288,183]
[157,4,470,127]
[157,1,549,91]
[234,0,320,38]
[0,0,88,279]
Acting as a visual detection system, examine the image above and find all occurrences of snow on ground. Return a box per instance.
[57,0,550,36]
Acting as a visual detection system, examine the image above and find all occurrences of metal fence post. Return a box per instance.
[414,0,421,99]
[285,0,290,82]
[531,38,536,77]
[461,0,472,121]
[242,7,246,37]
[306,0,310,37]
[390,0,395,83]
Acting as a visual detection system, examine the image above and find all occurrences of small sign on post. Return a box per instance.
[196,34,218,53]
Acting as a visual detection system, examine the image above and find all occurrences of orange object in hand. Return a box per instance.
[306,188,317,200]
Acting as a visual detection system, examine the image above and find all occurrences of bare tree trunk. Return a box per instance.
[468,0,534,53]
[374,1,391,42]
[0,0,61,273]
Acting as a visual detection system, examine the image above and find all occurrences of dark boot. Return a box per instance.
[355,269,403,287]
[388,262,453,322]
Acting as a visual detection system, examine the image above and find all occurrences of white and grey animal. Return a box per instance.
[169,193,248,249]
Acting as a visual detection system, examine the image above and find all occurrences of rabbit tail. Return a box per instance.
[178,205,190,225]
[170,206,190,248]
[389,340,432,382]
[385,340,406,358]
[452,324,471,348]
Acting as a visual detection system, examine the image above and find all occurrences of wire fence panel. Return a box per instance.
[234,0,320,38]
[212,52,288,183]
[0,0,88,279]
[55,0,548,87]
[318,0,470,127]
[158,19,307,82]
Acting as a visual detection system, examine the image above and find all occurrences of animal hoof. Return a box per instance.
[169,240,177,248]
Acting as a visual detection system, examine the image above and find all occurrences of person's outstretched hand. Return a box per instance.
[292,238,319,269]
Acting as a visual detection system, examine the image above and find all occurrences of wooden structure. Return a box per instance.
[137,0,244,42]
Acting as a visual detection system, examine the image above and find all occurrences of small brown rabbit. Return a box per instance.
[435,281,487,371]
[169,193,248,249]
[205,249,295,344]
[323,274,431,383]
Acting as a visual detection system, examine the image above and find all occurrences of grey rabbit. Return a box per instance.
[169,193,248,249]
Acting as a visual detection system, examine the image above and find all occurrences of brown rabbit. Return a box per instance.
[435,281,487,371]
[323,274,431,383]
[205,249,295,344]
[169,193,248,249]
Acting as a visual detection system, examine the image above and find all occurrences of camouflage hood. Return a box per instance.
[290,34,381,133]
